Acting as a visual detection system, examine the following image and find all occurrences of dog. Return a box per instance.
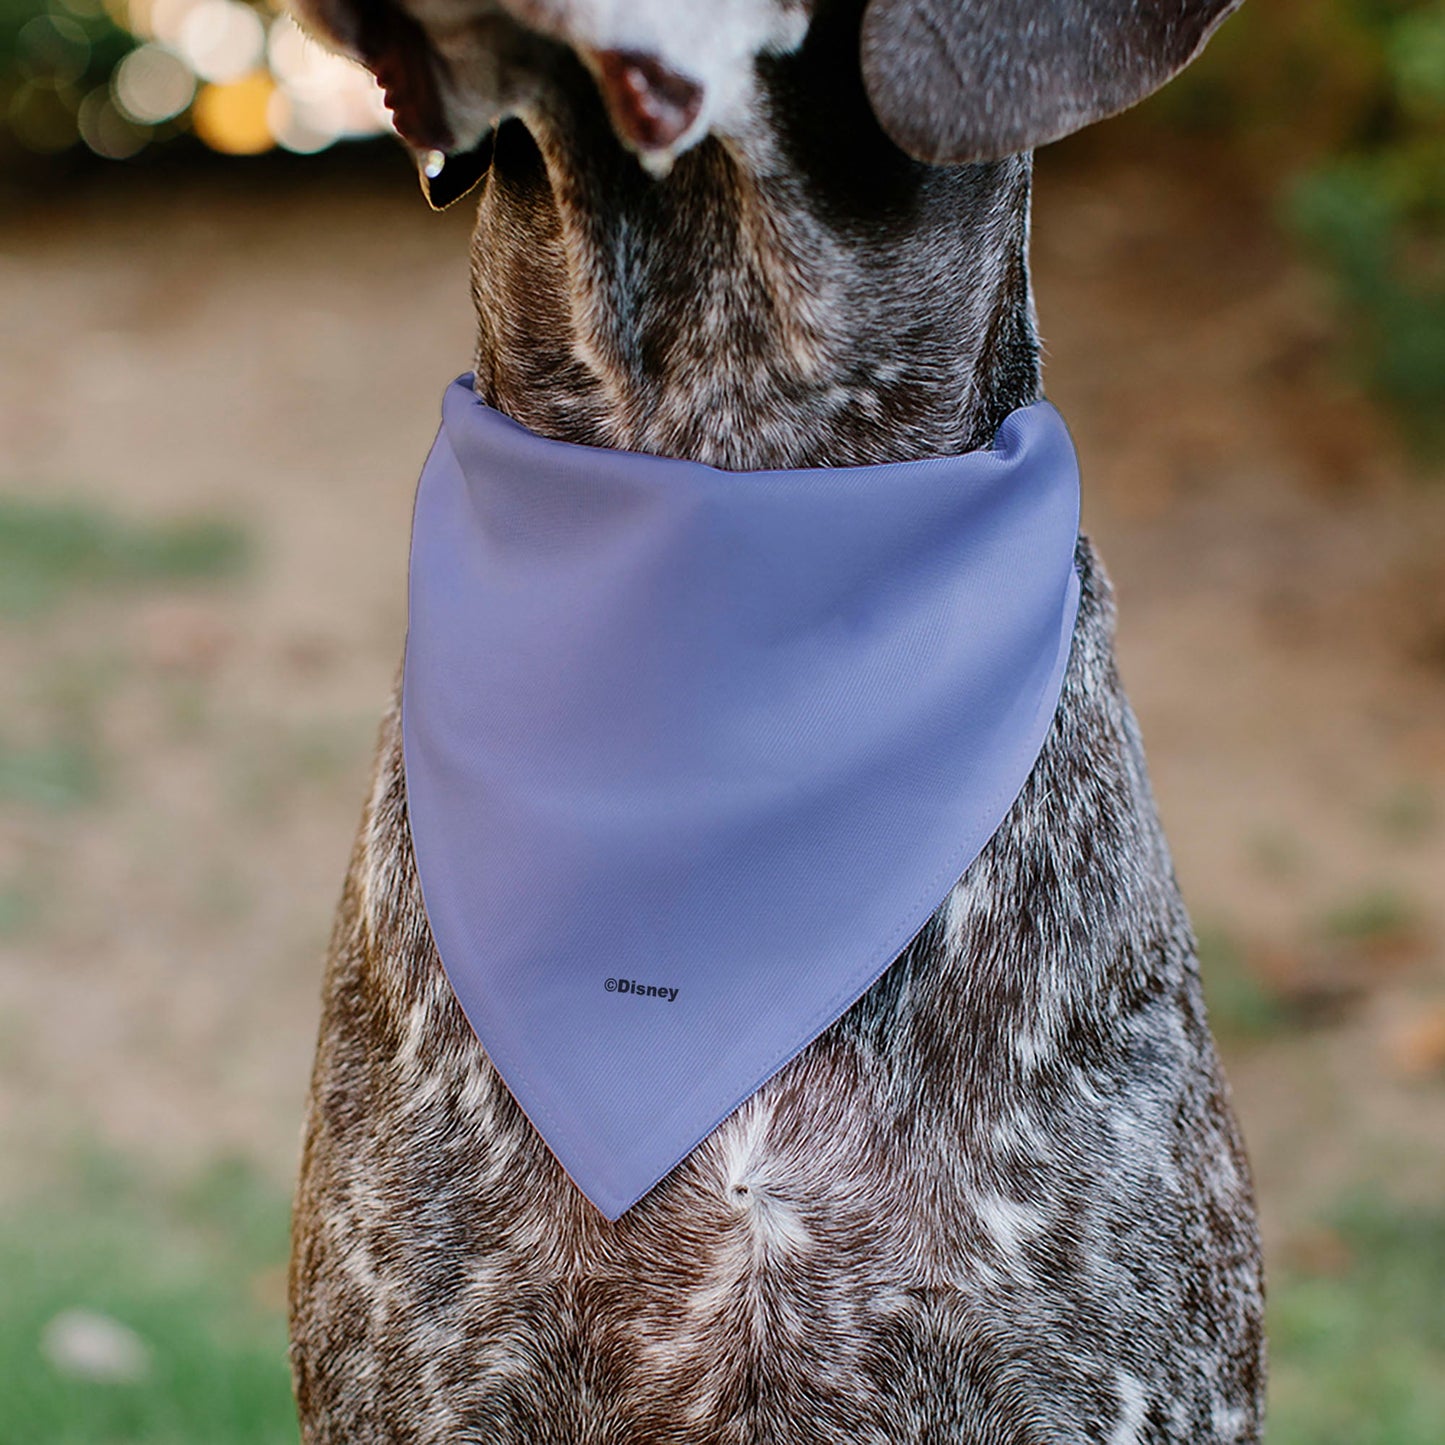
[287,2,1266,1441]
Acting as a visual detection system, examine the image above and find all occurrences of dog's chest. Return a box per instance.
[290,543,1263,1444]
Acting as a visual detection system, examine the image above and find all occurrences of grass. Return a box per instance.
[1,1153,1441,1443]
[1374,785,1439,845]
[0,1153,298,1445]
[0,495,248,620]
[1246,827,1308,882]
[1197,923,1289,1040]
[1269,1197,1445,1445]
[0,882,38,937]
[0,737,105,812]
[1198,880,1431,1043]
[1322,888,1422,949]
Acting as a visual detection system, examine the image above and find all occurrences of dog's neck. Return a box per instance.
[466,24,1041,470]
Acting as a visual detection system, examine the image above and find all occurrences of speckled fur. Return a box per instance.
[289,2,1265,1439]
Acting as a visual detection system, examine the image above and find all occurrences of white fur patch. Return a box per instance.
[510,0,809,157]
[975,1192,1046,1262]
[1109,1370,1149,1445]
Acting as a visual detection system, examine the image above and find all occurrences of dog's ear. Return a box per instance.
[860,0,1244,165]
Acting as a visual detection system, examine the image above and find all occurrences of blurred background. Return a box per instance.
[1,1,1442,1441]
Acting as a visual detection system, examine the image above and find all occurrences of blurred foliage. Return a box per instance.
[1172,0,1445,450]
[1,0,143,161]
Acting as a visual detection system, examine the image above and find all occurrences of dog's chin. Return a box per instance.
[416,132,497,209]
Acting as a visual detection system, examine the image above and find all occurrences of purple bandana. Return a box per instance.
[402,376,1081,1218]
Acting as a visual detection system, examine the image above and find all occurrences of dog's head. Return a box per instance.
[293,0,1243,203]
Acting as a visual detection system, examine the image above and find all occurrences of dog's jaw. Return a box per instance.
[290,0,814,181]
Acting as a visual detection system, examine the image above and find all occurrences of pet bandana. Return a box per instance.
[402,375,1082,1218]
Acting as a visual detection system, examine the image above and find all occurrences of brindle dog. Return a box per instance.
[286,2,1266,1440]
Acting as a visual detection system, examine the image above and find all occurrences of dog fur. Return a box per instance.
[287,2,1266,1440]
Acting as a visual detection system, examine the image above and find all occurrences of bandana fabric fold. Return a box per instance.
[401,376,1082,1218]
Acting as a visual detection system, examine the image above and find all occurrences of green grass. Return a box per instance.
[0,495,249,620]
[1373,784,1439,845]
[1197,923,1290,1040]
[0,1153,298,1445]
[0,737,105,811]
[0,882,38,936]
[1269,1197,1445,1445]
[1322,888,1422,948]
[1246,827,1309,882]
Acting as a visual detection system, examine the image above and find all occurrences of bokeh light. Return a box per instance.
[112,43,194,124]
[266,14,391,153]
[77,83,149,157]
[3,0,394,159]
[191,68,273,154]
[175,0,265,85]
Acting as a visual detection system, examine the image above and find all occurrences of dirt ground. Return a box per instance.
[1,138,1442,1262]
